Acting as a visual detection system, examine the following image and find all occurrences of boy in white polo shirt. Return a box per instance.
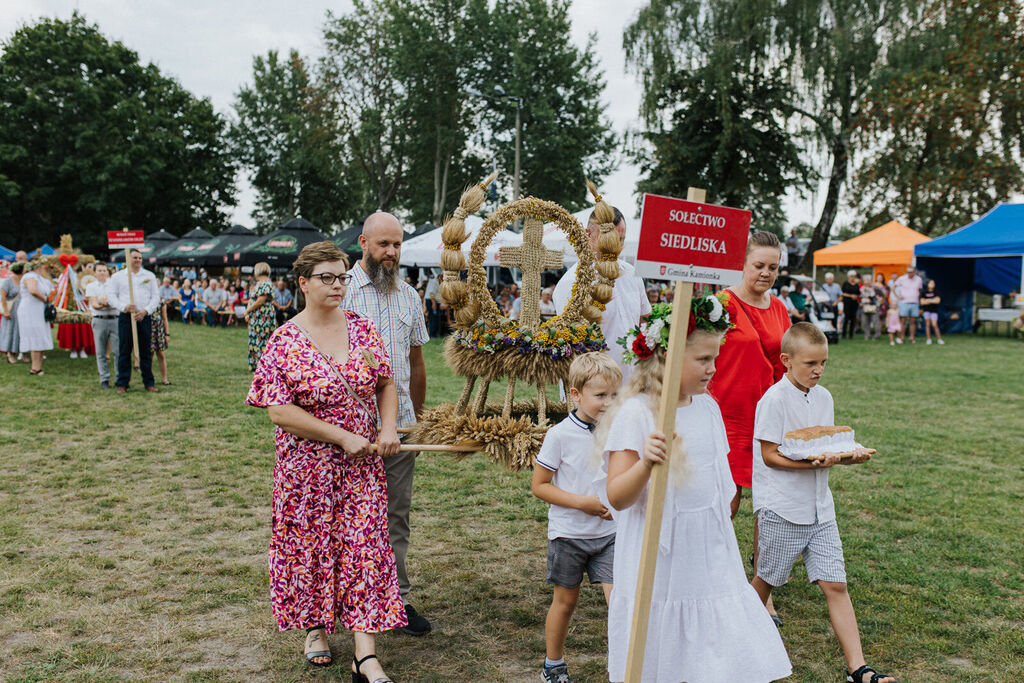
[752,322,896,683]
[531,352,621,683]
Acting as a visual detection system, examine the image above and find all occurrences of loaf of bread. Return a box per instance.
[780,425,861,460]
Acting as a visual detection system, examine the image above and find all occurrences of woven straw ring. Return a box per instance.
[466,197,596,330]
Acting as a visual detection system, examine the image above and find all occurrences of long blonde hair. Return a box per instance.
[594,328,726,487]
[592,347,684,484]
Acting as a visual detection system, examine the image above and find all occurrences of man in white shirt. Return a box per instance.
[107,249,160,393]
[85,263,119,388]
[552,206,652,380]
[341,211,431,636]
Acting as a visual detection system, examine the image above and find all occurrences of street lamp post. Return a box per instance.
[468,85,523,203]
[494,86,522,202]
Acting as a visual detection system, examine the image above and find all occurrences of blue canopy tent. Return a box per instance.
[914,203,1024,332]
[0,244,15,260]
[29,243,55,258]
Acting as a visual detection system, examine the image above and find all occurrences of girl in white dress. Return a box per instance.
[597,295,792,683]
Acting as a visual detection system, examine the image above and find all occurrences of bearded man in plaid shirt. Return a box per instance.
[341,211,432,636]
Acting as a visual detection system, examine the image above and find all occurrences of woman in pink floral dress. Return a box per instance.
[247,242,404,681]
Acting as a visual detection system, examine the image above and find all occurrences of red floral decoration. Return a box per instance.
[688,311,698,332]
[632,333,653,359]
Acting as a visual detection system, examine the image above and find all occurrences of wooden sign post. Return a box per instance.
[624,188,751,682]
[108,230,146,361]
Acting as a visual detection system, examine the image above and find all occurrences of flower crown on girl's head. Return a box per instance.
[617,292,734,364]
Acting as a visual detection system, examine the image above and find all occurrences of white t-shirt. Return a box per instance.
[552,259,652,379]
[752,377,837,525]
[535,411,616,540]
[84,279,115,315]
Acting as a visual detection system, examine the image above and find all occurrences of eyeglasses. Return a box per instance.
[310,272,352,286]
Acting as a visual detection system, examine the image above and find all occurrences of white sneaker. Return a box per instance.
[896,338,903,344]
[926,339,932,345]
[890,341,895,346]
[938,339,945,345]
[70,351,79,358]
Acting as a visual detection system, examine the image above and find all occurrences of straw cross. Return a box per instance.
[499,216,564,329]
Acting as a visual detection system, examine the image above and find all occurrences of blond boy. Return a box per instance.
[531,353,622,683]
[752,322,896,683]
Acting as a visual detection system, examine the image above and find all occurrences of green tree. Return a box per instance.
[230,50,357,233]
[315,0,613,220]
[625,0,812,232]
[627,0,905,260]
[321,2,413,214]
[851,0,1024,235]
[474,0,616,211]
[384,0,488,225]
[777,0,906,256]
[0,13,236,252]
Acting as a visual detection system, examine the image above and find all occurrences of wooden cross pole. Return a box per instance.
[624,186,705,683]
[498,216,563,329]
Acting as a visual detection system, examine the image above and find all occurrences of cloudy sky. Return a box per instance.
[1,0,824,228]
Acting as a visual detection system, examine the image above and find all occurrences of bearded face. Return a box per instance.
[365,251,400,293]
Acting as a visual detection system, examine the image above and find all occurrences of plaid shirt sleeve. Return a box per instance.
[408,287,428,347]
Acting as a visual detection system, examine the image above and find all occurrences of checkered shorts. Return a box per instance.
[756,509,847,586]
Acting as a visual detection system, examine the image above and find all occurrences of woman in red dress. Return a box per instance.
[709,231,789,620]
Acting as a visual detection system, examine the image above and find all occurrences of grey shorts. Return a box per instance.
[546,534,615,588]
[756,509,847,586]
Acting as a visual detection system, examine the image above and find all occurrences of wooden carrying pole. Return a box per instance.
[124,247,140,360]
[624,187,705,683]
[370,443,479,454]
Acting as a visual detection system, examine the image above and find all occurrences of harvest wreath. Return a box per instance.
[405,175,623,470]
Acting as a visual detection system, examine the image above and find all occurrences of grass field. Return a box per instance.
[1,323,1022,682]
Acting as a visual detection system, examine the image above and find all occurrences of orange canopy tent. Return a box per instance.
[812,220,931,282]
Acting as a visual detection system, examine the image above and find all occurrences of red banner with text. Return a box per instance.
[635,193,750,285]
[107,230,146,250]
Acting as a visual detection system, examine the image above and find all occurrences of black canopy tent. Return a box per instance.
[332,224,363,255]
[237,217,327,267]
[111,229,177,263]
[331,219,370,261]
[152,228,215,266]
[196,224,260,266]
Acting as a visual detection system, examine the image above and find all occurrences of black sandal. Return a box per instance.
[352,654,394,683]
[304,626,332,668]
[847,664,896,683]
[29,369,44,376]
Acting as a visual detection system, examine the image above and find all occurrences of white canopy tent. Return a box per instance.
[400,209,642,270]
[399,215,524,268]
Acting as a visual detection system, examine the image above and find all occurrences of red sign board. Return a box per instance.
[107,230,146,250]
[635,193,750,285]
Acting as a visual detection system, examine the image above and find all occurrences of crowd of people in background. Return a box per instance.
[0,232,966,394]
[800,265,944,345]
